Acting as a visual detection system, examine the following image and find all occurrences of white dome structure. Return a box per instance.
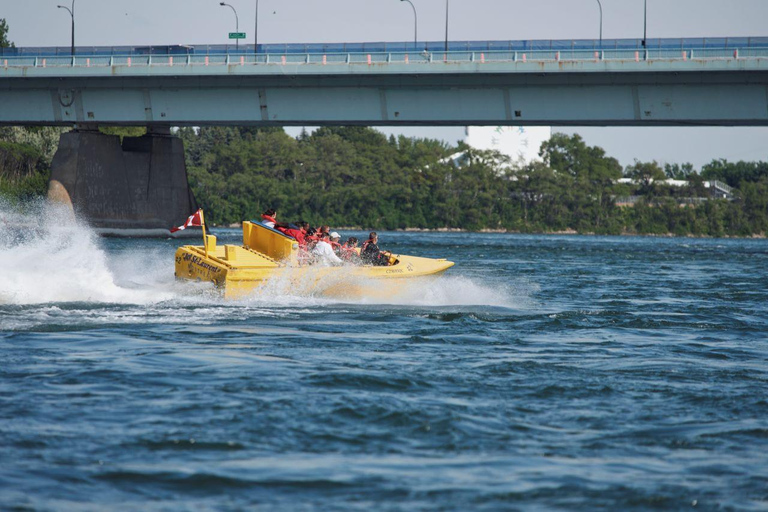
[465,126,552,166]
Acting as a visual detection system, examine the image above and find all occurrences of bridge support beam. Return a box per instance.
[47,127,198,235]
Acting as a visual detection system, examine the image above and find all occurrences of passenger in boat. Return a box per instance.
[294,223,316,266]
[260,208,293,230]
[260,208,278,229]
[305,226,319,250]
[280,220,308,246]
[361,232,390,266]
[329,232,342,253]
[340,237,360,263]
[312,232,343,265]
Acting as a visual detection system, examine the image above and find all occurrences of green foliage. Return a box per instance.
[0,140,51,200]
[176,127,767,236]
[0,166,50,200]
[0,18,14,48]
[624,160,668,196]
[1,124,766,237]
[541,133,622,185]
[0,141,43,179]
[99,126,147,141]
[701,159,768,188]
[0,127,62,201]
[664,162,695,179]
[0,126,66,162]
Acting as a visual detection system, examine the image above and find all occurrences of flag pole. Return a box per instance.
[200,209,208,257]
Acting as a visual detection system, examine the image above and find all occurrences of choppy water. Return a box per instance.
[1,204,767,511]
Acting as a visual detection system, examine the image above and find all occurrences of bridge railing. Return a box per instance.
[3,36,768,57]
[3,47,767,69]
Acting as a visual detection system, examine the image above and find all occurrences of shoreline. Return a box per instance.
[217,223,766,239]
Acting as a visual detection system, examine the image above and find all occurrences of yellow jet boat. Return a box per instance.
[174,221,454,299]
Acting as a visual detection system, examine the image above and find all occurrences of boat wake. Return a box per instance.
[361,274,536,309]
[233,268,534,310]
[0,200,533,311]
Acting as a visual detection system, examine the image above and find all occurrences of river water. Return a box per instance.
[2,206,767,511]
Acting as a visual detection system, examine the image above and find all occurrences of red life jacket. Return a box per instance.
[282,228,305,246]
[261,214,277,225]
[330,241,342,252]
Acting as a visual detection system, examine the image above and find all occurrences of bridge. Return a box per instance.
[2,37,768,127]
[2,37,766,233]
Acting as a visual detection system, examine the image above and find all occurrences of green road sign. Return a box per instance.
[229,32,246,40]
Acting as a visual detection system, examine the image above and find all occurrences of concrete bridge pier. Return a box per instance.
[47,126,199,236]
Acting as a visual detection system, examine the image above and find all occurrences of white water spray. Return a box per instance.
[235,266,533,310]
[0,199,175,305]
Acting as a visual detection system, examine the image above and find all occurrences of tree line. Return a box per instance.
[0,124,766,237]
[178,126,768,236]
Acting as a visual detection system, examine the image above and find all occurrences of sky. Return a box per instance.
[2,0,768,168]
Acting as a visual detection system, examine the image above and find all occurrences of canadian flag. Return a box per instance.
[170,209,203,233]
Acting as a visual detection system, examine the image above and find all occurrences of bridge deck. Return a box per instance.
[1,40,767,127]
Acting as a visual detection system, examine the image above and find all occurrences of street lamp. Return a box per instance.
[596,0,603,48]
[444,0,449,52]
[254,0,259,54]
[219,2,240,50]
[57,0,75,57]
[642,0,647,48]
[400,0,417,48]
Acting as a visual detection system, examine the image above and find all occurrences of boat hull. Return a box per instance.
[174,244,454,300]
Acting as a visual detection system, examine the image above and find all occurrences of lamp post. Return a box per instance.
[220,2,240,50]
[254,0,259,54]
[444,0,449,52]
[596,0,603,48]
[57,0,75,57]
[642,0,647,48]
[400,0,417,48]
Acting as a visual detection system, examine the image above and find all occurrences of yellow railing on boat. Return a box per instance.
[242,221,298,264]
